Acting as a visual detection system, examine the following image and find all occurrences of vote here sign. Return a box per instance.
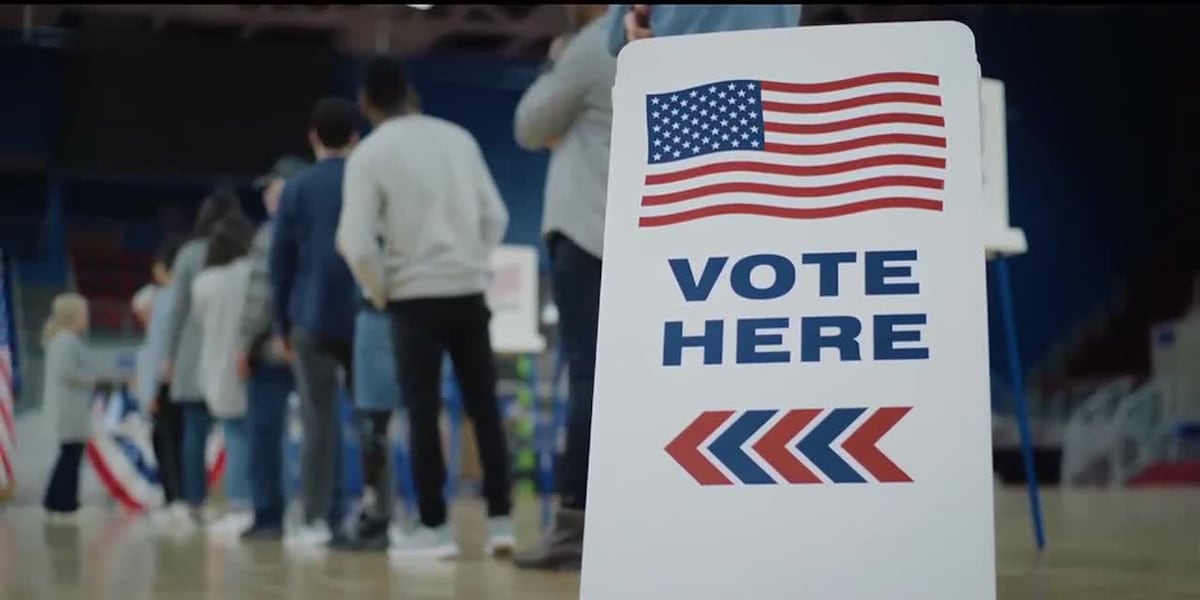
[581,22,995,600]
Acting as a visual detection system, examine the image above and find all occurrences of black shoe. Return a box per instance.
[329,516,390,553]
[514,509,584,572]
[240,523,285,541]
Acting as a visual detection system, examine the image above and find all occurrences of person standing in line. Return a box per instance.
[270,98,362,549]
[235,156,308,541]
[606,4,803,55]
[162,192,245,525]
[134,235,188,525]
[337,56,514,560]
[192,213,258,538]
[41,294,96,522]
[343,85,423,552]
[510,4,617,572]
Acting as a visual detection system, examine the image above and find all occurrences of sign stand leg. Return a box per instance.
[994,256,1047,551]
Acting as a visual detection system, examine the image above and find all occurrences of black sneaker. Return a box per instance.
[329,516,390,553]
[514,509,585,572]
[240,523,285,541]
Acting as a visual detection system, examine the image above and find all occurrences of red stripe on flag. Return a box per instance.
[638,198,944,228]
[642,175,944,207]
[764,134,946,155]
[763,113,945,135]
[763,92,942,114]
[760,72,939,94]
[644,154,946,186]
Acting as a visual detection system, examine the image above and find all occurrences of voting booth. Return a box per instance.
[582,22,996,599]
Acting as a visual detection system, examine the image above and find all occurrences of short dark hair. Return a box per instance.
[362,56,409,115]
[311,97,357,149]
[193,191,243,239]
[153,234,187,270]
[204,212,256,268]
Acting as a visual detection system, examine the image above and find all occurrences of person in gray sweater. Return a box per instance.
[512,5,616,571]
[41,293,96,518]
[162,192,245,518]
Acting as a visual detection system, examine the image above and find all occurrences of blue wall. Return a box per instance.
[974,10,1160,381]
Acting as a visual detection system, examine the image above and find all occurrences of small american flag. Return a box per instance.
[640,72,946,228]
[0,257,15,493]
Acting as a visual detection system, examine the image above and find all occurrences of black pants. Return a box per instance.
[291,329,353,526]
[388,293,512,528]
[151,385,184,505]
[548,233,602,511]
[43,442,86,513]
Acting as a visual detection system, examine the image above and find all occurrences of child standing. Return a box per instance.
[133,235,187,524]
[192,213,257,537]
[41,293,95,520]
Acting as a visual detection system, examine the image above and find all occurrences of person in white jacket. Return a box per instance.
[192,213,257,536]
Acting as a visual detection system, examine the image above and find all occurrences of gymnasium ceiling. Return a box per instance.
[0,4,1141,60]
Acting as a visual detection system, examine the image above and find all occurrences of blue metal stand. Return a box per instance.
[993,256,1047,551]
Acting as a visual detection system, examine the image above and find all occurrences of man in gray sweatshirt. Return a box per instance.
[511,4,616,572]
[337,56,513,560]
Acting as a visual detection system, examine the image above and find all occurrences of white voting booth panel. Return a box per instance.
[981,78,1026,257]
[583,22,995,599]
[486,245,545,355]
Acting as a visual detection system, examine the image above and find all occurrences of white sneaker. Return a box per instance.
[486,516,516,556]
[388,525,458,561]
[285,522,332,549]
[43,509,79,525]
[208,510,254,537]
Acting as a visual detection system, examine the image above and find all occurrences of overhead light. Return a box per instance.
[406,4,433,9]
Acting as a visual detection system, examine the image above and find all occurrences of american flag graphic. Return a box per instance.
[640,72,946,228]
[0,256,16,493]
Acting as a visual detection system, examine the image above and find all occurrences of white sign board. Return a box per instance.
[980,78,1026,256]
[485,244,545,354]
[583,22,996,600]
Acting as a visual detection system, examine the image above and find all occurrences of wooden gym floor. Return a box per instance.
[0,487,1197,599]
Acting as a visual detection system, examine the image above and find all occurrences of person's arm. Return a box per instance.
[605,5,633,56]
[53,336,96,390]
[337,151,388,309]
[514,27,603,151]
[471,140,509,252]
[237,226,273,352]
[163,241,199,366]
[268,181,300,339]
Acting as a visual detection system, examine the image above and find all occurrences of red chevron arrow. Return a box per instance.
[665,411,734,485]
[752,409,821,483]
[842,406,912,483]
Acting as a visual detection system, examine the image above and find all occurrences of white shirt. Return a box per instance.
[337,114,509,301]
[191,259,252,419]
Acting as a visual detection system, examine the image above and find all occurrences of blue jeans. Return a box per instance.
[549,234,602,511]
[246,364,292,528]
[180,401,213,508]
[354,309,403,412]
[221,418,251,510]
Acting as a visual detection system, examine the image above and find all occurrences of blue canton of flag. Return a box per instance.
[645,80,766,164]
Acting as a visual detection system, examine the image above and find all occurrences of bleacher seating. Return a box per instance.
[67,227,152,334]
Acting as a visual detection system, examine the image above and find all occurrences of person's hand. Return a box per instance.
[370,290,387,312]
[624,5,653,44]
[149,397,160,415]
[234,350,251,381]
[160,360,173,381]
[269,335,294,364]
[545,137,561,151]
[549,34,571,63]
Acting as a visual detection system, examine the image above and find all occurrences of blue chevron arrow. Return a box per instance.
[797,408,867,483]
[709,410,776,485]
